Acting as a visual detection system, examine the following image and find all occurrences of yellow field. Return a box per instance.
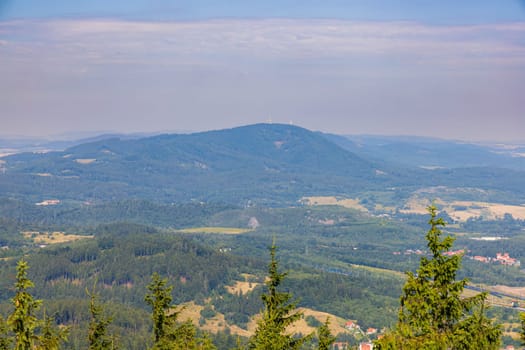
[400,195,525,221]
[464,284,525,309]
[400,196,435,215]
[226,280,261,295]
[176,227,252,235]
[177,302,252,337]
[22,231,93,244]
[300,196,368,212]
[288,308,351,336]
[226,274,261,295]
[178,302,355,338]
[489,285,525,298]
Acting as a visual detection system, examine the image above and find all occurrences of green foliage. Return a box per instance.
[0,200,520,349]
[8,259,42,350]
[375,205,501,349]
[317,318,335,350]
[196,333,217,350]
[305,315,321,328]
[200,305,217,319]
[520,312,525,346]
[0,315,11,350]
[145,273,178,346]
[37,311,69,350]
[87,283,116,350]
[2,260,68,350]
[144,273,213,350]
[248,242,310,350]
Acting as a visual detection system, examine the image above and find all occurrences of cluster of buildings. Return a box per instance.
[35,199,60,206]
[442,249,466,256]
[332,342,374,350]
[393,248,521,267]
[344,321,377,335]
[340,321,377,349]
[392,249,425,256]
[472,252,520,266]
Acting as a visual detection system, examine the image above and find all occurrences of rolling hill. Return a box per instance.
[1,123,525,206]
[0,124,386,204]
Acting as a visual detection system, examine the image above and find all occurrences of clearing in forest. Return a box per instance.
[300,196,368,212]
[401,196,525,221]
[226,274,261,295]
[178,302,354,338]
[175,227,253,234]
[22,231,93,244]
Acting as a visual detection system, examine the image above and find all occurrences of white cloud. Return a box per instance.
[2,18,524,68]
[0,18,524,140]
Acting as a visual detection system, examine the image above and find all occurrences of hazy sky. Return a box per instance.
[1,1,524,141]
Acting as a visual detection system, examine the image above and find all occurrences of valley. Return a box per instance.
[1,124,525,348]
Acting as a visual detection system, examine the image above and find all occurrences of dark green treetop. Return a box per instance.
[144,272,214,350]
[375,205,501,349]
[317,317,336,350]
[145,272,178,349]
[248,242,311,350]
[0,315,11,350]
[37,311,69,350]
[8,259,42,350]
[87,282,117,350]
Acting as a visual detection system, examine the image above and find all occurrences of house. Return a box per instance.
[359,342,374,350]
[495,252,520,266]
[473,255,489,263]
[35,199,60,206]
[443,249,465,256]
[366,327,378,335]
[345,320,359,330]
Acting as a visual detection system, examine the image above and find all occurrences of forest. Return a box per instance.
[0,207,522,349]
[0,201,524,348]
[1,125,525,348]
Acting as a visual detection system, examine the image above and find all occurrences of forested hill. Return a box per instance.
[1,123,525,205]
[0,124,385,204]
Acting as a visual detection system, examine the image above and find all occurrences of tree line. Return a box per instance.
[1,206,522,349]
[0,247,336,350]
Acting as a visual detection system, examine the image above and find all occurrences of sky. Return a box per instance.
[1,1,524,141]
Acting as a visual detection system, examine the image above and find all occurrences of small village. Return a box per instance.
[394,249,521,267]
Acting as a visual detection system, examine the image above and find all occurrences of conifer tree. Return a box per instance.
[0,316,11,350]
[145,272,201,350]
[37,311,68,350]
[145,273,176,346]
[87,283,117,350]
[196,332,217,350]
[7,259,42,350]
[317,318,335,350]
[248,242,310,350]
[375,205,501,349]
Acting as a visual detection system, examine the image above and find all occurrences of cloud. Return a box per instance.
[2,18,524,69]
[0,18,524,140]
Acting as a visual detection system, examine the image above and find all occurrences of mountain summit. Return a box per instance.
[1,124,384,204]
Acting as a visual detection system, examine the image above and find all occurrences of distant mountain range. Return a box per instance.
[325,134,525,171]
[0,123,524,205]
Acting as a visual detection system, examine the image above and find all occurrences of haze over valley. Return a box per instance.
[1,1,525,349]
